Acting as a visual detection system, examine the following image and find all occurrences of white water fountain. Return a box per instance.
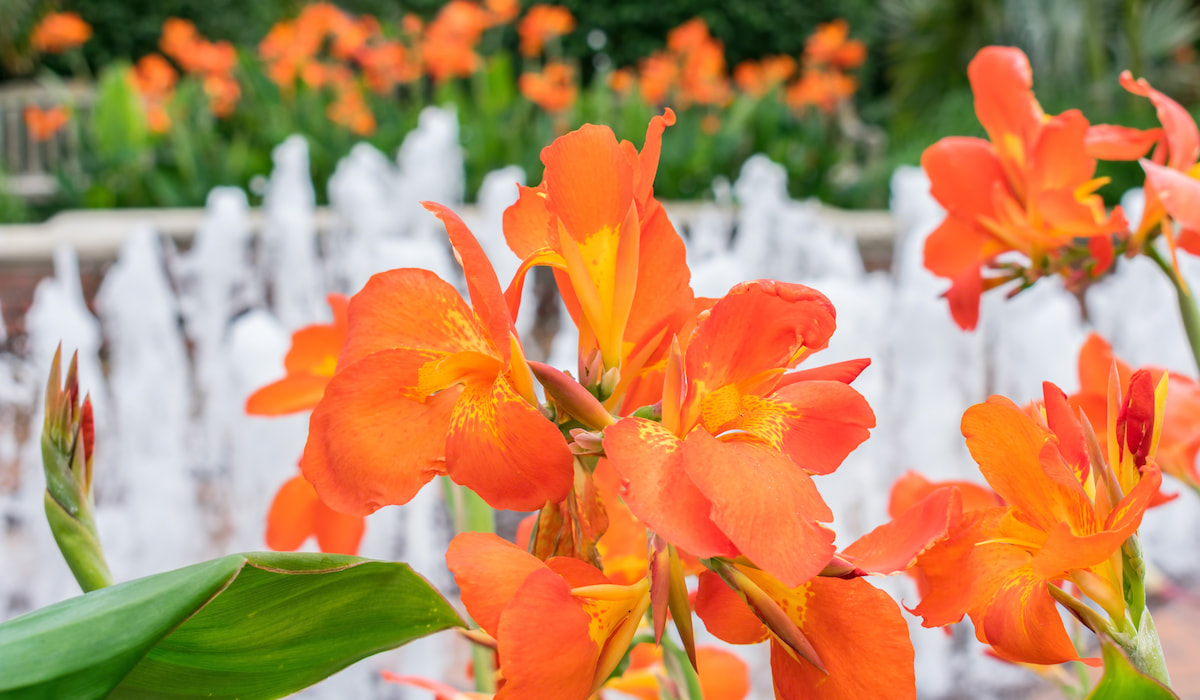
[2,108,1199,698]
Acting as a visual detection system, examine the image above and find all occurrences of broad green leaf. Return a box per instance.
[0,552,463,699]
[1087,636,1178,699]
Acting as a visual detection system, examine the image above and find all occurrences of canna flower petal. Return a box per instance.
[1085,124,1162,161]
[685,280,836,394]
[245,374,336,415]
[1028,111,1096,195]
[339,268,495,368]
[446,531,549,637]
[887,470,1001,516]
[777,357,871,386]
[968,46,1043,158]
[768,576,916,700]
[683,431,835,587]
[423,202,513,360]
[603,418,738,559]
[922,137,1008,224]
[496,567,597,700]
[444,373,573,511]
[962,396,1096,534]
[301,350,456,515]
[1142,159,1200,234]
[266,474,365,555]
[694,570,769,644]
[1120,71,1200,170]
[978,564,1082,665]
[841,485,961,576]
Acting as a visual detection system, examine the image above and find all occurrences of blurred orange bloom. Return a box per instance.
[518,5,575,57]
[637,53,678,105]
[519,61,577,113]
[733,55,796,97]
[422,1,492,81]
[804,19,866,70]
[485,0,520,27]
[326,86,377,136]
[158,18,241,116]
[608,67,635,95]
[632,18,730,108]
[922,47,1126,330]
[785,68,857,114]
[131,54,178,134]
[30,12,92,53]
[23,105,69,142]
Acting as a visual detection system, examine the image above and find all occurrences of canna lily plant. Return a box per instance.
[6,42,1200,700]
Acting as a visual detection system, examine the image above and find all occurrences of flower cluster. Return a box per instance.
[248,110,928,698]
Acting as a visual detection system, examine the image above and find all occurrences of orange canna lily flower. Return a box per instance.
[694,564,915,699]
[601,642,750,700]
[30,12,92,53]
[326,85,377,136]
[911,381,1163,665]
[446,532,651,700]
[422,0,491,81]
[301,203,573,515]
[517,5,575,57]
[922,46,1126,330]
[733,55,796,98]
[23,105,69,142]
[785,68,858,115]
[501,110,695,412]
[484,0,520,27]
[604,281,875,588]
[266,473,365,555]
[1070,333,1200,493]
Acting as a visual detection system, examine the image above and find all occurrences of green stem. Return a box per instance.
[1119,609,1172,687]
[441,478,497,694]
[1145,244,1200,375]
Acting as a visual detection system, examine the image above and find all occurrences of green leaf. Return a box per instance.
[0,552,463,699]
[1088,636,1178,699]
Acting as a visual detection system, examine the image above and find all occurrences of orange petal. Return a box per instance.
[1085,124,1162,161]
[632,108,676,206]
[424,202,513,359]
[1028,110,1095,194]
[696,645,751,700]
[541,123,635,247]
[313,498,366,555]
[910,508,1010,626]
[962,395,1094,534]
[445,373,572,511]
[245,374,332,415]
[767,380,875,475]
[603,418,738,559]
[683,432,835,587]
[284,325,344,377]
[495,567,597,700]
[265,475,318,551]
[978,565,1080,665]
[301,349,455,515]
[968,46,1043,150]
[922,136,1008,221]
[1120,71,1200,170]
[887,471,1000,517]
[340,268,495,368]
[1142,159,1200,233]
[842,486,960,575]
[769,577,916,700]
[502,183,555,261]
[942,262,984,331]
[685,280,836,393]
[778,357,871,386]
[446,531,548,637]
[693,570,768,645]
